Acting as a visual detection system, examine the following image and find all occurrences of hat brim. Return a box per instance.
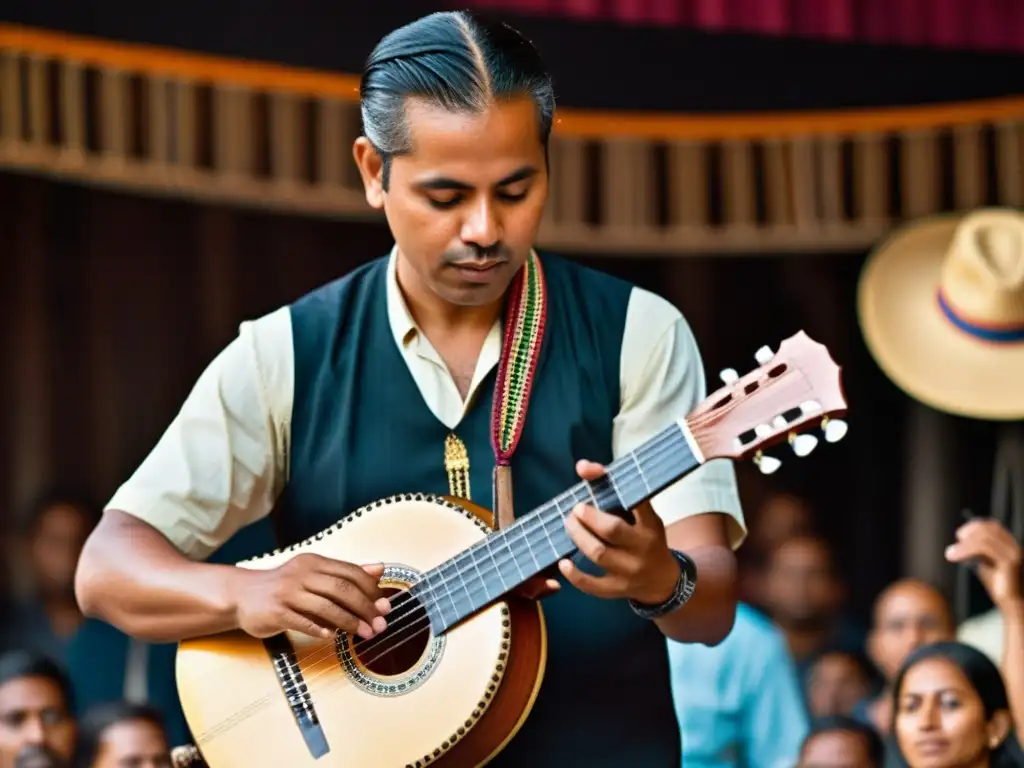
[858,213,1024,421]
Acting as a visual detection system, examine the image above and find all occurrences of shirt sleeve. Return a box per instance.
[740,625,811,767]
[104,307,294,560]
[613,287,746,548]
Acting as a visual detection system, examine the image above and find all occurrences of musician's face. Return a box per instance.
[91,719,171,768]
[0,676,75,768]
[354,96,548,309]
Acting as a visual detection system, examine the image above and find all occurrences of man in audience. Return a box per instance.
[764,534,866,680]
[806,650,876,719]
[798,716,884,768]
[73,702,170,768]
[737,491,814,608]
[0,651,77,768]
[667,602,809,767]
[859,579,955,733]
[3,495,97,665]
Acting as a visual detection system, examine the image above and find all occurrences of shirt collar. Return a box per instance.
[385,247,419,348]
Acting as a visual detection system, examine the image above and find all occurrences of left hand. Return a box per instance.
[945,518,1022,611]
[558,459,680,604]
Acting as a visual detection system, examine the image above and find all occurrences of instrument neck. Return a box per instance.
[416,422,701,633]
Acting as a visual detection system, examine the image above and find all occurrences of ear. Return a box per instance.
[352,137,385,209]
[985,709,1012,750]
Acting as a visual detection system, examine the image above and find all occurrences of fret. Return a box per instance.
[438,558,472,614]
[414,572,453,633]
[484,536,507,592]
[505,526,528,582]
[537,506,560,561]
[466,546,488,597]
[586,475,621,513]
[605,470,628,511]
[630,451,652,494]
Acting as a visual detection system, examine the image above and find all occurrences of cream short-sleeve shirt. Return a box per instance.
[107,251,746,560]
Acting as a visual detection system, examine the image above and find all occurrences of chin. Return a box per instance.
[440,281,510,308]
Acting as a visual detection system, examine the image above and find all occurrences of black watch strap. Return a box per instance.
[628,550,698,620]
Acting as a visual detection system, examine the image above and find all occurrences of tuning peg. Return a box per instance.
[789,432,819,457]
[719,368,739,384]
[754,346,774,365]
[754,424,773,439]
[754,451,782,475]
[771,415,788,430]
[822,417,848,443]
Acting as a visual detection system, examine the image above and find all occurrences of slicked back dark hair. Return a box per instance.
[359,11,555,189]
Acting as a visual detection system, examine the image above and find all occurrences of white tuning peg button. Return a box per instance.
[754,452,782,475]
[789,433,819,457]
[824,418,849,443]
[754,346,774,365]
[719,368,739,384]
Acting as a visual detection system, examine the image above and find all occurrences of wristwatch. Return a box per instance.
[628,550,698,620]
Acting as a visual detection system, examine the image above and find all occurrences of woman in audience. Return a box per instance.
[892,642,1024,767]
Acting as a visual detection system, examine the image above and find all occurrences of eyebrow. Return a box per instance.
[414,165,538,192]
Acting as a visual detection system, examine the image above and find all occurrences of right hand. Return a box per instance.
[945,518,1023,610]
[233,554,391,641]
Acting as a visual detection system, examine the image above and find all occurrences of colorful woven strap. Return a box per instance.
[491,252,548,466]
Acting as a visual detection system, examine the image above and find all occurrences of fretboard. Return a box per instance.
[415,422,700,633]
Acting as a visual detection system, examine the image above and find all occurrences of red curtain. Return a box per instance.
[466,0,1024,53]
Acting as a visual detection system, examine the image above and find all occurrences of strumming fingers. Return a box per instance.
[305,573,387,627]
[291,591,369,639]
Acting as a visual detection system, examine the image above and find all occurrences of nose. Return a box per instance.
[460,198,502,250]
[918,700,941,731]
[21,716,46,745]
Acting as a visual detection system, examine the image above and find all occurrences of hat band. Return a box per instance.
[937,291,1024,343]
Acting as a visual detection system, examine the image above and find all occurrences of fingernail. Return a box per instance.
[357,621,374,639]
[376,597,392,614]
[372,616,388,634]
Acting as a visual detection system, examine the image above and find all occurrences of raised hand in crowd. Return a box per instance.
[946,517,1023,729]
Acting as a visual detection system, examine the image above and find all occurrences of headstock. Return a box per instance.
[686,331,848,475]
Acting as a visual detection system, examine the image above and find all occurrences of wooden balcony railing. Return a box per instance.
[1,23,1022,255]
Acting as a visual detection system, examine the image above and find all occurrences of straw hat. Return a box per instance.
[858,208,1024,421]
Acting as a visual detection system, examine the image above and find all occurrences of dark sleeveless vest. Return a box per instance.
[277,253,680,765]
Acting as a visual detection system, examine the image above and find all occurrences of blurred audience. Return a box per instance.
[2,495,98,665]
[807,649,878,719]
[891,641,1024,768]
[764,533,867,679]
[799,716,885,768]
[738,491,814,608]
[73,702,169,768]
[0,651,77,768]
[667,602,809,767]
[860,579,956,734]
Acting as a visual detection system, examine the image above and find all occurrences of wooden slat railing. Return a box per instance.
[1,24,1022,254]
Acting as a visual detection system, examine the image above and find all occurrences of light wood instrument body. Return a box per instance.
[175,494,546,768]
